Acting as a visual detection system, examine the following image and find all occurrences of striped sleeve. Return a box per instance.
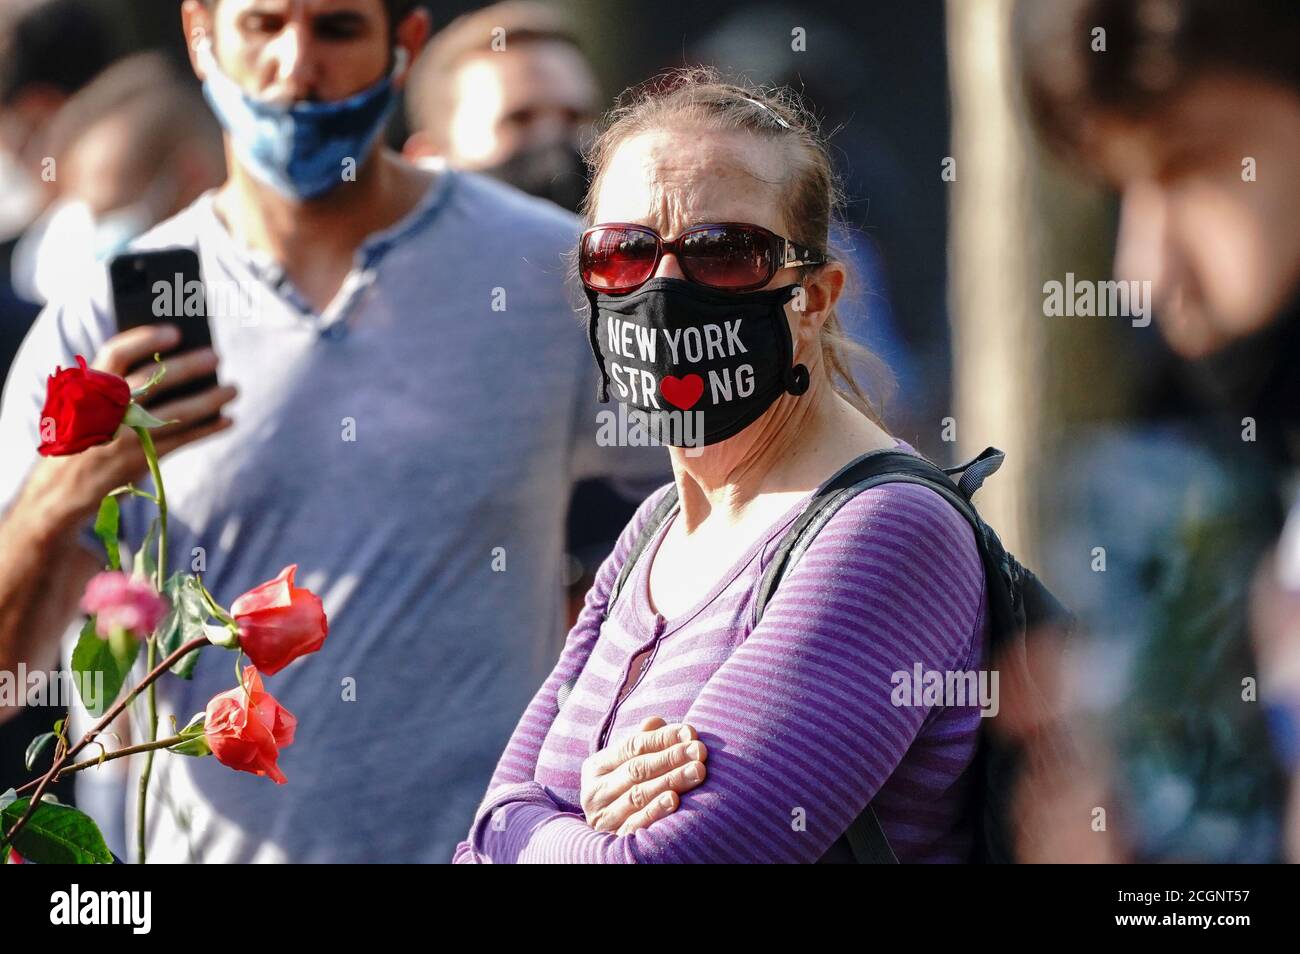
[458,481,987,863]
[452,482,676,862]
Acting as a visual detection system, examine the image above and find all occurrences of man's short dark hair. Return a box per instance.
[1014,0,1300,153]
[198,0,423,33]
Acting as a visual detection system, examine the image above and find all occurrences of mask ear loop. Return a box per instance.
[193,34,216,74]
[585,287,611,402]
[780,284,811,395]
[391,46,410,80]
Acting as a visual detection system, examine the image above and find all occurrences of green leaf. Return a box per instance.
[122,402,173,429]
[156,574,207,679]
[24,732,56,771]
[0,798,113,864]
[129,361,167,401]
[136,516,160,584]
[70,617,138,717]
[106,483,158,503]
[0,789,16,811]
[168,711,211,757]
[93,496,121,571]
[196,576,237,628]
[168,736,211,757]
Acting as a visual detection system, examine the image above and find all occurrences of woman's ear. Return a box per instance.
[788,261,847,348]
[804,261,847,323]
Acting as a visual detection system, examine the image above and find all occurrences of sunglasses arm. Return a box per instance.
[781,240,827,269]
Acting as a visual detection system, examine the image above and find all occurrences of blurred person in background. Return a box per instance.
[11,52,227,307]
[403,0,597,212]
[0,0,660,863]
[0,0,122,835]
[405,0,648,627]
[1011,0,1300,861]
[6,50,225,861]
[0,0,120,375]
[1252,523,1300,860]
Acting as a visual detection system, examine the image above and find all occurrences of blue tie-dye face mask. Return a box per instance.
[197,38,407,200]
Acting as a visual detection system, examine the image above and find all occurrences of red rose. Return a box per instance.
[205,666,297,784]
[230,564,328,675]
[36,355,131,456]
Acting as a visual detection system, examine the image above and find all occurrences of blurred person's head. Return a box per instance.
[49,54,225,241]
[1016,0,1300,364]
[12,53,226,303]
[0,0,119,231]
[581,69,887,463]
[179,0,430,200]
[403,1,598,211]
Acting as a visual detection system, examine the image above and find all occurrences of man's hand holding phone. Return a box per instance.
[17,324,237,537]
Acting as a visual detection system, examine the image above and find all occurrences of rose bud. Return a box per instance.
[37,355,131,456]
[229,565,328,675]
[205,666,297,784]
[81,571,168,639]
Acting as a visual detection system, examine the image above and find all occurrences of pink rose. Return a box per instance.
[80,572,168,639]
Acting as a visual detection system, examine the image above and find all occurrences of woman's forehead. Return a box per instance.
[593,128,788,235]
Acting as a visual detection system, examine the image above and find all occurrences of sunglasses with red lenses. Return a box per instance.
[579,222,827,295]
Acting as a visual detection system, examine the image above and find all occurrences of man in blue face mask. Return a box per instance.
[0,0,664,864]
[183,0,436,311]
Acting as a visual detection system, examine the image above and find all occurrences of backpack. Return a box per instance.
[577,446,1073,863]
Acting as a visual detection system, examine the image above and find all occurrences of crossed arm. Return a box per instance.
[454,481,986,863]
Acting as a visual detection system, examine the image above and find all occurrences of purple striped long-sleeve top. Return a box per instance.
[453,457,989,863]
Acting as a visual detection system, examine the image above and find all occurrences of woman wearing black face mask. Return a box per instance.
[454,72,991,864]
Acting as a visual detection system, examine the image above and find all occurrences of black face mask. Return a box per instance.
[1184,291,1300,460]
[482,141,588,214]
[586,277,810,447]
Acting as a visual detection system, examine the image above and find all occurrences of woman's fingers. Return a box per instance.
[580,719,704,826]
[611,738,707,794]
[584,720,696,777]
[585,737,706,818]
[592,757,706,833]
[617,791,679,837]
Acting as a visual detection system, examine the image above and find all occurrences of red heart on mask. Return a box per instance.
[660,374,704,410]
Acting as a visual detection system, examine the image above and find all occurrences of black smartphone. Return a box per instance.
[110,247,218,403]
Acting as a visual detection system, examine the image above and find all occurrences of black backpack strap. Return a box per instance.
[943,446,1006,500]
[754,446,1006,864]
[603,486,680,620]
[755,448,998,623]
[844,804,899,864]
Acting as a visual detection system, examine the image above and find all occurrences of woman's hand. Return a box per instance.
[580,716,708,836]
